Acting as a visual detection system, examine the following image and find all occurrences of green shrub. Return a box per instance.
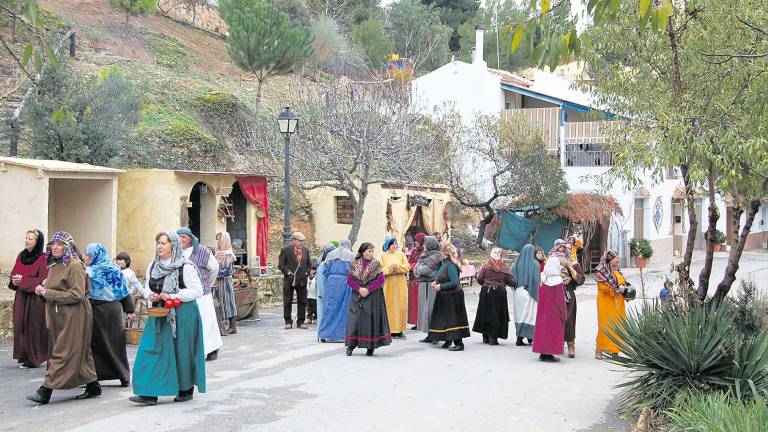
[606,301,768,413]
[715,229,727,244]
[144,31,193,69]
[730,280,764,339]
[630,238,653,258]
[666,391,768,432]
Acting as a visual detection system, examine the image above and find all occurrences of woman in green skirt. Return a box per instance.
[130,231,206,406]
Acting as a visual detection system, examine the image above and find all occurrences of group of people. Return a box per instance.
[8,227,243,405]
[278,230,631,362]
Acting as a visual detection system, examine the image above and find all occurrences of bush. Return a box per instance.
[629,238,653,258]
[606,300,768,413]
[666,391,768,432]
[715,229,727,244]
[144,31,193,69]
[730,280,764,338]
[27,64,143,166]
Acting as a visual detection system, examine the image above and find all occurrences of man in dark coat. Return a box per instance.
[278,232,312,329]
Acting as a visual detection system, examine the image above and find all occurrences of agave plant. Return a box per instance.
[605,300,768,413]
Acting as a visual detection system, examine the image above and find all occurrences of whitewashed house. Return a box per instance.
[412,27,768,264]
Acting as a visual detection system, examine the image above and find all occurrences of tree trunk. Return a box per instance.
[675,163,698,292]
[347,184,368,246]
[713,199,760,302]
[255,79,263,118]
[696,165,718,300]
[476,205,494,249]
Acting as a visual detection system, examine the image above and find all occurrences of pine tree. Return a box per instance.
[219,0,314,116]
[109,0,157,24]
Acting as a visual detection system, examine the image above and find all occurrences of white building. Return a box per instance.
[412,27,768,265]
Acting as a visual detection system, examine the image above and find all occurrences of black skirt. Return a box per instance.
[472,286,510,339]
[91,300,130,382]
[428,288,470,341]
[345,289,392,350]
[564,287,577,342]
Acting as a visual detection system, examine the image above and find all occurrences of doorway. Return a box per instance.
[186,182,216,246]
[672,199,685,255]
[226,182,248,265]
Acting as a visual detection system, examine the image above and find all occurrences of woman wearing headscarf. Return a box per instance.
[413,236,442,341]
[177,227,222,361]
[315,242,337,329]
[214,232,238,334]
[318,240,353,342]
[130,231,206,405]
[27,232,100,404]
[345,242,390,356]
[535,247,547,271]
[532,242,568,362]
[84,243,134,387]
[511,244,540,346]
[407,233,425,328]
[380,236,410,339]
[594,250,630,359]
[427,243,470,351]
[9,229,49,369]
[563,244,585,358]
[473,248,516,345]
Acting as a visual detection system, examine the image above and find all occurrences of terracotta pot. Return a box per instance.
[632,256,648,268]
[713,243,721,253]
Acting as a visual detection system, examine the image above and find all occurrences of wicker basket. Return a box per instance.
[124,316,145,345]
[147,307,170,318]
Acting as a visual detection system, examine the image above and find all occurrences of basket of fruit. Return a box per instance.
[146,298,182,317]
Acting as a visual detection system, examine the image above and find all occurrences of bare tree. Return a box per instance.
[236,78,448,244]
[444,112,569,248]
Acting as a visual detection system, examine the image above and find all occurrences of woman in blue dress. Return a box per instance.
[130,231,206,405]
[318,239,354,342]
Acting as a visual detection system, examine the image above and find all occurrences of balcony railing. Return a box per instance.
[501,110,617,167]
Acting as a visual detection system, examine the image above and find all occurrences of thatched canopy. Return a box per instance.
[553,193,622,225]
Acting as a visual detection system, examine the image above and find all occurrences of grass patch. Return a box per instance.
[143,31,193,69]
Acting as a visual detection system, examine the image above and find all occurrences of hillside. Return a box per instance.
[1,0,300,170]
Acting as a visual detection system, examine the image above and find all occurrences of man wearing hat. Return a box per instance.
[278,232,312,329]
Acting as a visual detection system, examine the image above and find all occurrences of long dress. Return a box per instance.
[316,260,328,326]
[380,251,409,334]
[512,288,537,340]
[214,260,238,320]
[9,254,49,366]
[345,261,391,350]
[428,260,470,342]
[472,263,515,340]
[596,270,628,354]
[90,295,134,383]
[532,282,567,356]
[42,260,98,389]
[318,259,352,342]
[414,247,441,333]
[133,262,206,397]
[407,247,423,325]
[184,247,222,355]
[564,262,585,343]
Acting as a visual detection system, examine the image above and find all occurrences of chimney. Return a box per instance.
[473,25,485,66]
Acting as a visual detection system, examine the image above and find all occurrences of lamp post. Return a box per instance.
[277,106,299,246]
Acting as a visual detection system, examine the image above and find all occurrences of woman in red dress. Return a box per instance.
[8,229,49,368]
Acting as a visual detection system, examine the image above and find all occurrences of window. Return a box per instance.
[335,196,354,224]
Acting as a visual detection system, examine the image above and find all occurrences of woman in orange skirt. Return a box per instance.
[594,251,631,359]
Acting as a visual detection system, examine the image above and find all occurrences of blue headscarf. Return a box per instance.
[382,235,397,252]
[320,242,336,262]
[512,244,541,301]
[85,243,128,302]
[177,227,200,253]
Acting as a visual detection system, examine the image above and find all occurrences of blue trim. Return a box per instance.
[501,82,617,119]
[560,107,567,127]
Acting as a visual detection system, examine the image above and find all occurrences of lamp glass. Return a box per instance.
[277,107,299,135]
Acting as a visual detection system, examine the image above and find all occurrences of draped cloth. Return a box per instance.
[85,243,129,302]
[236,176,269,270]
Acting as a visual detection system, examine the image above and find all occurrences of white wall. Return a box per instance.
[0,165,49,269]
[411,60,503,122]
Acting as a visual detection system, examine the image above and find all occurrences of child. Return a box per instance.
[115,252,143,296]
[307,263,318,325]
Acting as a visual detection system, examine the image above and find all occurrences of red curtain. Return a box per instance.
[236,176,269,270]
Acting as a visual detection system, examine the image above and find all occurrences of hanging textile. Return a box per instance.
[388,196,418,245]
[236,176,269,269]
[497,211,566,252]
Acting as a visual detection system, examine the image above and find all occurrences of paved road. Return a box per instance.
[0,293,628,432]
[2,252,764,432]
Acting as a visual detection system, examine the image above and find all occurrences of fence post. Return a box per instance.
[69,30,76,58]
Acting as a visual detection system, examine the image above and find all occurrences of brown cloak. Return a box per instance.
[42,260,97,389]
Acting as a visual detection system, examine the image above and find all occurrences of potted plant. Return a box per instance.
[630,238,653,268]
[713,229,726,252]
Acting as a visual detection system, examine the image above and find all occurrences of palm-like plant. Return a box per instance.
[606,300,768,413]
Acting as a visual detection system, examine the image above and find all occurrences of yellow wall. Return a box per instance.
[116,170,258,276]
[305,183,452,252]
[48,178,117,258]
[0,165,49,269]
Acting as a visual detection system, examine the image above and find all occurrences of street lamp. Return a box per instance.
[277,106,299,246]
